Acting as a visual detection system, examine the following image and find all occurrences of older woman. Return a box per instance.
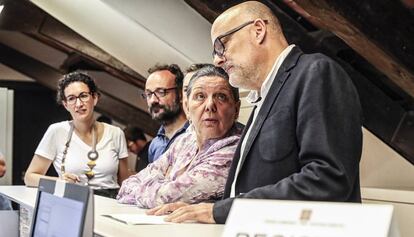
[117,66,242,208]
[24,71,130,198]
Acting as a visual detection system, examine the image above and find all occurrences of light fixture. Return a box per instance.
[0,5,4,15]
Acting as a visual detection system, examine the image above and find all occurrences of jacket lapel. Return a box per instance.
[237,47,303,170]
[223,107,257,198]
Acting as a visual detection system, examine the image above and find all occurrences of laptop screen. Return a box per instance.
[30,179,92,237]
[32,191,84,237]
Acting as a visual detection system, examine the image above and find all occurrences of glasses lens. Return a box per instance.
[65,92,91,104]
[213,38,224,57]
[155,89,167,98]
[79,93,91,102]
[66,96,76,104]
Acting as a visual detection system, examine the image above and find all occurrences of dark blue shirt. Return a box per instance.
[0,195,11,210]
[148,121,189,163]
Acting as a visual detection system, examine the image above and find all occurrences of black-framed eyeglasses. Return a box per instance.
[65,92,93,105]
[141,87,177,100]
[212,19,268,58]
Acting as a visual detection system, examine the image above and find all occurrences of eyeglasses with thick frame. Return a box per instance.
[141,87,177,100]
[212,19,268,58]
[65,92,93,105]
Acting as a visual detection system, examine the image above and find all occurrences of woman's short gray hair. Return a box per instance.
[186,65,239,102]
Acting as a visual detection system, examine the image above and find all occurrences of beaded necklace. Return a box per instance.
[61,121,99,184]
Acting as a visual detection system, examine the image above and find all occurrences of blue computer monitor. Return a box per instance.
[30,179,93,237]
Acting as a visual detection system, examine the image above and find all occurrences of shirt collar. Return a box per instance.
[198,123,243,151]
[156,121,190,137]
[246,44,295,105]
[156,125,166,137]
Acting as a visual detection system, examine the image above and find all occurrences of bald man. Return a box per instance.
[148,1,362,224]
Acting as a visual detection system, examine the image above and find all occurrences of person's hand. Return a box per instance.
[0,159,6,177]
[146,201,189,216]
[60,172,80,183]
[164,203,215,224]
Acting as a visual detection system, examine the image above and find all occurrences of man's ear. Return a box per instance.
[254,19,267,44]
[178,90,183,103]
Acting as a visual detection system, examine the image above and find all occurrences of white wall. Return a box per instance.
[360,128,414,189]
[238,95,254,125]
[30,0,213,78]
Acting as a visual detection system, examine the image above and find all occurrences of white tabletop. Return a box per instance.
[0,185,37,208]
[0,185,224,237]
[361,187,414,203]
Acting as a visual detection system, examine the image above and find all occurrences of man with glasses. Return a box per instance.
[148,1,362,224]
[143,64,188,163]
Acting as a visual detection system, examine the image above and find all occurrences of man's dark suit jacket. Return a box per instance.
[213,47,363,224]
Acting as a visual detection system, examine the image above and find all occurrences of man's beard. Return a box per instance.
[149,100,182,125]
[229,65,257,90]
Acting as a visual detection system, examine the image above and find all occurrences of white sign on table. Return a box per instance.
[223,199,399,237]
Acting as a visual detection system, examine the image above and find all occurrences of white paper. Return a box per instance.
[103,213,172,225]
[53,179,66,197]
[223,199,398,237]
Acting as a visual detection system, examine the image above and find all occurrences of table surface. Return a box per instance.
[0,185,224,237]
[361,187,414,203]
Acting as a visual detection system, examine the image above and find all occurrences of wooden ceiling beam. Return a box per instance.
[0,0,146,89]
[0,42,158,136]
[287,0,414,99]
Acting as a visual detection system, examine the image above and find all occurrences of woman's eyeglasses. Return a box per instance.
[65,92,93,105]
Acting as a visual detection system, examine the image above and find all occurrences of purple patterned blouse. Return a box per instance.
[117,124,242,208]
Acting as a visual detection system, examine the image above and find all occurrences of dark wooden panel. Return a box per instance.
[37,16,146,88]
[184,0,219,23]
[290,0,414,101]
[391,111,414,165]
[338,60,406,141]
[0,0,146,89]
[0,42,158,136]
[0,0,45,32]
[0,81,66,184]
[323,0,414,73]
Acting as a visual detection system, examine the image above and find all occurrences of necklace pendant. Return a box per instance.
[88,150,99,161]
[87,160,96,169]
[85,170,95,180]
